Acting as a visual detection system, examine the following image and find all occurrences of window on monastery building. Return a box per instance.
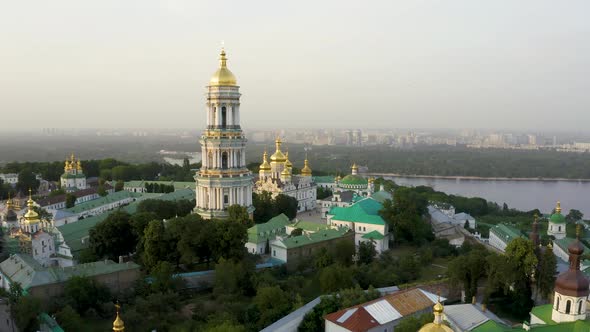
[273,250,276,257]
[221,107,227,127]
[222,152,228,169]
[579,300,583,314]
[566,300,572,314]
[224,195,229,204]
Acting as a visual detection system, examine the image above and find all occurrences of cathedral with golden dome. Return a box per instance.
[60,153,87,192]
[254,137,317,212]
[194,48,254,219]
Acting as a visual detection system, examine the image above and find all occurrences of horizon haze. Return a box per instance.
[1,0,589,130]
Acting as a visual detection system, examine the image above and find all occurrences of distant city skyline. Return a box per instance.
[1,1,589,130]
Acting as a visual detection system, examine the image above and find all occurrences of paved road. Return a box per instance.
[0,299,17,332]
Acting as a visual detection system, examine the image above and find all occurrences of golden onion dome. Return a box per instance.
[259,151,271,171]
[24,190,39,224]
[209,48,237,86]
[281,168,291,177]
[270,137,287,162]
[113,303,125,332]
[6,193,13,210]
[76,160,83,171]
[285,152,293,169]
[301,158,312,176]
[418,299,452,332]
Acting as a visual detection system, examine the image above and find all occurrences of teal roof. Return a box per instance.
[39,313,65,332]
[329,198,386,225]
[274,228,351,249]
[490,224,524,243]
[339,174,368,186]
[471,320,516,332]
[64,191,142,214]
[248,214,290,244]
[362,230,385,240]
[61,173,85,179]
[550,212,566,224]
[530,304,556,325]
[0,254,139,290]
[291,220,330,232]
[313,176,335,184]
[58,190,193,255]
[554,237,590,254]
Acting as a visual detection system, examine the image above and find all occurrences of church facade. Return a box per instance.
[60,153,87,192]
[194,49,254,219]
[254,138,317,212]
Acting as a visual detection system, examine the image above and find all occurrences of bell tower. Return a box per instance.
[194,49,254,219]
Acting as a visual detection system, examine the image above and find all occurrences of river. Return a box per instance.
[380,176,590,216]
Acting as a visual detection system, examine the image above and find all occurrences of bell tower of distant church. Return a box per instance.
[194,49,254,219]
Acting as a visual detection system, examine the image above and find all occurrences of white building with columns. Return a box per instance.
[194,49,254,219]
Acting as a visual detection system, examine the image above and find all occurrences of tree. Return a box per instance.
[89,211,136,260]
[566,209,584,223]
[274,194,298,220]
[536,245,557,300]
[253,191,275,223]
[254,286,292,328]
[330,240,356,266]
[228,204,251,224]
[213,258,255,297]
[130,212,158,239]
[97,184,107,196]
[65,193,77,208]
[394,313,434,332]
[142,220,170,270]
[12,296,41,332]
[8,282,23,304]
[16,169,40,194]
[115,180,124,192]
[150,261,183,293]
[319,264,354,293]
[316,187,333,200]
[448,248,488,301]
[63,276,110,314]
[380,187,433,244]
[55,305,83,331]
[358,241,377,265]
[291,228,303,237]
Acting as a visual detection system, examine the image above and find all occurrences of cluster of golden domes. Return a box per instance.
[261,137,312,177]
[64,153,83,172]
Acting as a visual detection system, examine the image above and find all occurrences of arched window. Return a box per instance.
[579,300,583,314]
[222,152,228,169]
[221,106,227,127]
[212,107,217,126]
[566,300,572,314]
[208,152,213,168]
[556,297,560,310]
[559,226,562,232]
[237,151,241,167]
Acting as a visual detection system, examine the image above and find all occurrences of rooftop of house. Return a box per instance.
[329,197,386,225]
[312,176,335,184]
[248,214,290,244]
[272,228,351,250]
[490,224,524,243]
[324,288,441,330]
[0,253,139,290]
[290,220,330,232]
[64,191,142,214]
[371,190,393,204]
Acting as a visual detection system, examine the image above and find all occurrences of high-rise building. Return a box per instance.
[194,49,254,219]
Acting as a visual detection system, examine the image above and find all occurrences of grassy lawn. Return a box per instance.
[418,257,452,282]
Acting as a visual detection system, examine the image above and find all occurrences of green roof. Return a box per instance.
[313,176,335,184]
[0,254,139,290]
[554,237,590,254]
[530,304,556,325]
[362,230,385,240]
[550,212,566,224]
[490,224,524,243]
[339,174,368,186]
[39,313,65,332]
[275,228,351,249]
[291,220,330,232]
[124,180,195,191]
[471,320,516,332]
[248,214,290,244]
[64,191,142,214]
[329,198,386,225]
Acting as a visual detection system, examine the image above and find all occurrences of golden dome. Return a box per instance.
[281,167,291,177]
[351,163,358,170]
[6,193,13,210]
[418,323,453,332]
[285,152,293,169]
[209,48,237,86]
[418,299,452,332]
[113,303,125,332]
[301,158,312,176]
[76,160,83,172]
[24,189,40,224]
[270,137,287,162]
[259,151,271,171]
[555,201,562,214]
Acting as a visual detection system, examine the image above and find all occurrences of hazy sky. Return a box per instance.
[1,1,589,130]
